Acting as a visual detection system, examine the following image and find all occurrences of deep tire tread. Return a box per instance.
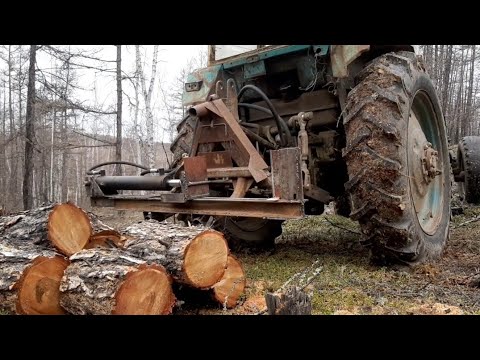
[344,51,450,264]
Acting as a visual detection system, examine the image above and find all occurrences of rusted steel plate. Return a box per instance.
[191,99,268,182]
[221,141,250,167]
[198,151,233,169]
[207,167,251,178]
[270,148,303,201]
[183,156,209,199]
[213,99,269,182]
[197,123,231,144]
[108,197,304,220]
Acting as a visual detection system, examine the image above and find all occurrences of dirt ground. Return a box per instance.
[95,204,480,315]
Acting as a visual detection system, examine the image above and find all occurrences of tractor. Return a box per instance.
[86,45,480,265]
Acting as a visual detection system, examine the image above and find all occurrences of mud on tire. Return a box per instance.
[170,115,198,167]
[343,51,450,264]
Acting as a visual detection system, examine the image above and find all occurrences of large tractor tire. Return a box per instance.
[343,51,450,264]
[170,115,198,167]
[169,115,283,247]
[456,136,480,203]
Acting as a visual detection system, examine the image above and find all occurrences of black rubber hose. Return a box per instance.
[87,161,149,175]
[237,84,292,146]
[238,103,273,117]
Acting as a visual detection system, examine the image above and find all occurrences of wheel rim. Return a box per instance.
[407,91,446,235]
[457,152,466,200]
[229,217,270,232]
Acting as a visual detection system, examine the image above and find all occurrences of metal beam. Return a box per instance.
[92,197,304,220]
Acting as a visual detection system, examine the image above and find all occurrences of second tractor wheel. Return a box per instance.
[343,51,450,264]
[214,217,283,248]
[456,136,480,203]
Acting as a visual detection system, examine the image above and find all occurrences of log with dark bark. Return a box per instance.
[0,203,92,256]
[60,248,175,315]
[123,221,229,289]
[0,242,68,314]
[212,255,246,309]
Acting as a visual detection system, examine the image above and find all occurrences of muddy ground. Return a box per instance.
[95,203,480,315]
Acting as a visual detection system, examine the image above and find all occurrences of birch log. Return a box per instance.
[0,203,92,256]
[0,243,68,314]
[123,221,229,289]
[59,248,175,315]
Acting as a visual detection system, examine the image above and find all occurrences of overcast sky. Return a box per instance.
[38,45,209,142]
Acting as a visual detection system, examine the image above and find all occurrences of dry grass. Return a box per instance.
[206,210,480,315]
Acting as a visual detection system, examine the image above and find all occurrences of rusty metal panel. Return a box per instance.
[270,148,303,201]
[183,156,209,199]
[213,100,268,182]
[221,141,250,167]
[110,197,304,220]
[331,45,370,78]
[198,151,233,169]
[160,193,186,203]
[207,167,251,178]
[197,123,231,144]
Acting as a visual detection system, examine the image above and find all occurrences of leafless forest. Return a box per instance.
[0,45,477,213]
[0,45,206,213]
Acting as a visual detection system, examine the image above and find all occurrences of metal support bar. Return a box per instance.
[207,167,252,178]
[91,197,304,220]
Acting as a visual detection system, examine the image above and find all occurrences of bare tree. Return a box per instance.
[23,45,36,210]
[114,45,122,176]
[160,48,207,142]
[135,45,159,167]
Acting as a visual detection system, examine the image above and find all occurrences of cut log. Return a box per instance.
[0,202,92,256]
[114,264,175,315]
[16,256,69,315]
[60,248,175,315]
[212,255,246,309]
[47,203,92,256]
[123,221,229,288]
[82,211,127,249]
[0,243,68,314]
[85,230,126,249]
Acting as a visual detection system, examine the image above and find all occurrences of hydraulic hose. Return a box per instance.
[238,103,273,117]
[237,84,293,147]
[87,161,149,175]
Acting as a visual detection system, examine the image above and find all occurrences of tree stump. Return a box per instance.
[265,286,312,315]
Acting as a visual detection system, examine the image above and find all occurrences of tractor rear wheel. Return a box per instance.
[456,136,480,204]
[343,51,450,264]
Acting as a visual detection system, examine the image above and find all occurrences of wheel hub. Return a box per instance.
[407,97,444,236]
[421,142,441,183]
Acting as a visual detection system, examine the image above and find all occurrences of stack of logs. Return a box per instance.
[0,203,246,315]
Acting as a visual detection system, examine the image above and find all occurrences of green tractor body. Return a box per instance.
[87,45,458,264]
